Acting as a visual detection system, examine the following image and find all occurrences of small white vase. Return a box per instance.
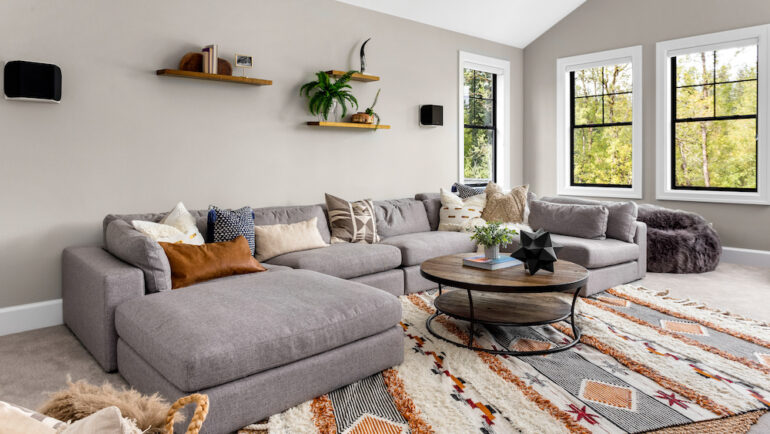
[484,245,500,260]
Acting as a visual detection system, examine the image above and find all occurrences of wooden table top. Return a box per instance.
[420,253,588,293]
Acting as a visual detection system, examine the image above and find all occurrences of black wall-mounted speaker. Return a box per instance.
[420,105,443,126]
[4,61,62,103]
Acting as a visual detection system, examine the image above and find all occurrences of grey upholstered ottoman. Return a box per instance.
[114,269,403,434]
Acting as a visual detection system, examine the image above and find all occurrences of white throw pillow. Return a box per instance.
[60,406,141,434]
[0,400,63,434]
[438,188,486,232]
[254,217,328,261]
[132,202,204,245]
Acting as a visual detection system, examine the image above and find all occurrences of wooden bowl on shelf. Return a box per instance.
[351,112,373,124]
[178,52,232,76]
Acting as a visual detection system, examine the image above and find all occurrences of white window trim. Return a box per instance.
[458,51,510,190]
[555,46,643,199]
[656,25,770,205]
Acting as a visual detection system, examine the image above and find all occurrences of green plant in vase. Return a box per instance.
[470,222,518,260]
[300,71,358,121]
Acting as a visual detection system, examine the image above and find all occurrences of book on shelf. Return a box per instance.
[462,255,523,271]
[202,44,218,74]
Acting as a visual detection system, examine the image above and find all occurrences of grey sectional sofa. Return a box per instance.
[62,193,646,433]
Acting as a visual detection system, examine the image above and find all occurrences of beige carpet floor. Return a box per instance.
[0,262,768,433]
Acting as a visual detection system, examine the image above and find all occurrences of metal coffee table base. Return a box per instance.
[425,284,583,356]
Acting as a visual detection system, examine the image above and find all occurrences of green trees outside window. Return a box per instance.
[672,45,758,191]
[570,63,633,187]
[463,68,496,185]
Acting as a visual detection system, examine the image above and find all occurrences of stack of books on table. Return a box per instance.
[463,255,522,270]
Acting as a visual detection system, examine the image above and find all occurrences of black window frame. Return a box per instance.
[569,66,633,188]
[670,46,759,192]
[463,69,497,187]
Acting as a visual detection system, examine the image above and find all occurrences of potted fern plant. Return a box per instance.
[300,71,358,122]
[470,222,518,260]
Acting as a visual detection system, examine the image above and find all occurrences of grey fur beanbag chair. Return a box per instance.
[637,204,721,273]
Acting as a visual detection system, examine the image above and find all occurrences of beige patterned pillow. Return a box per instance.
[438,188,486,232]
[481,182,529,223]
[325,193,380,244]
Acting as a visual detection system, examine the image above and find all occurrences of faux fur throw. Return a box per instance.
[39,379,182,434]
[637,204,721,273]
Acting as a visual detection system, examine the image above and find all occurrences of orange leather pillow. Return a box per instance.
[160,236,266,289]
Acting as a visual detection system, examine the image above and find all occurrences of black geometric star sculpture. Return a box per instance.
[511,229,563,275]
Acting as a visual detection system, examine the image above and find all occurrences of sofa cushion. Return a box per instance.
[505,234,639,269]
[104,220,171,293]
[253,205,331,244]
[254,217,328,261]
[542,196,638,243]
[453,182,485,198]
[207,206,256,254]
[374,198,431,238]
[265,243,402,279]
[131,202,205,246]
[481,182,528,224]
[325,194,380,244]
[529,200,609,239]
[115,270,401,391]
[415,193,441,231]
[104,210,209,243]
[160,236,266,289]
[381,231,477,267]
[438,188,486,232]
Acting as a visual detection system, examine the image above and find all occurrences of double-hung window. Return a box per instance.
[556,46,643,198]
[657,25,770,204]
[459,52,510,188]
[463,69,497,186]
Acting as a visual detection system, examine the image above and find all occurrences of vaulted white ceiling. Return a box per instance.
[336,0,585,48]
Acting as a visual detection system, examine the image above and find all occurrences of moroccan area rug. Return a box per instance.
[240,285,770,433]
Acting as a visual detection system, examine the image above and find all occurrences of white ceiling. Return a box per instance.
[336,0,585,48]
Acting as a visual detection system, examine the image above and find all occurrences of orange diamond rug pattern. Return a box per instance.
[511,337,552,353]
[580,379,637,411]
[345,414,408,434]
[660,320,709,336]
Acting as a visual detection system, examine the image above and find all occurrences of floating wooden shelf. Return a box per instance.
[325,70,379,82]
[307,121,390,130]
[156,69,273,86]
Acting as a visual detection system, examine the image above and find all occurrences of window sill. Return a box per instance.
[557,185,642,200]
[656,189,770,205]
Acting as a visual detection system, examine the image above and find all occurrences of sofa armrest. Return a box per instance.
[62,246,144,372]
[633,221,647,279]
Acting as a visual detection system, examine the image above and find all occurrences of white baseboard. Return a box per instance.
[721,247,770,268]
[0,299,63,337]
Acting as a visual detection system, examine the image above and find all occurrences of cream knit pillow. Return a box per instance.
[254,217,328,261]
[438,188,486,232]
[481,182,529,223]
[132,202,204,245]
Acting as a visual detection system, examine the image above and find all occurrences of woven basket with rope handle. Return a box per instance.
[164,393,209,434]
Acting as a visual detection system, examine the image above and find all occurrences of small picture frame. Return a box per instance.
[235,54,253,68]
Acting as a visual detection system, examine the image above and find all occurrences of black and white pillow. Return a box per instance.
[453,182,485,199]
[207,206,256,254]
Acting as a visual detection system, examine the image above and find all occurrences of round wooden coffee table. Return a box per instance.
[420,253,588,356]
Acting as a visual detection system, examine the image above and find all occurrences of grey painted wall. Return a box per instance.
[0,0,523,307]
[524,0,770,251]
